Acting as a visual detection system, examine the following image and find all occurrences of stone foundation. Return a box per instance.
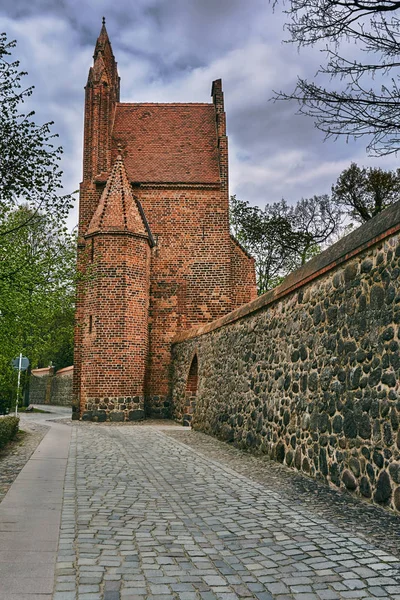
[81,396,145,422]
[145,395,171,419]
[78,394,172,422]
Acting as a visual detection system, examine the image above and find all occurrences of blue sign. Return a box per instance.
[11,356,30,371]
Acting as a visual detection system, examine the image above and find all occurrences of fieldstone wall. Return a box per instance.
[82,396,144,422]
[30,366,73,406]
[171,202,400,513]
[30,367,54,405]
[51,367,74,407]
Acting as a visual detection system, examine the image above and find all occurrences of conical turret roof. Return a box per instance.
[86,153,149,237]
[94,17,112,58]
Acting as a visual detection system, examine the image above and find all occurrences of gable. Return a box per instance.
[112,103,221,184]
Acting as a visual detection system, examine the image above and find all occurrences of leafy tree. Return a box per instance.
[0,32,76,408]
[0,206,76,409]
[332,162,400,222]
[0,31,72,235]
[273,0,400,155]
[230,194,342,294]
[231,197,296,293]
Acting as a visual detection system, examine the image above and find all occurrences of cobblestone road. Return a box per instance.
[165,430,400,559]
[54,425,400,600]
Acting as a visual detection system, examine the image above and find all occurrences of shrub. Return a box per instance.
[0,397,10,415]
[0,416,19,449]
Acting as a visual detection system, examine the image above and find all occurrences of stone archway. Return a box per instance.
[184,354,198,426]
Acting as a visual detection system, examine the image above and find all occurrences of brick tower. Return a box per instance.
[73,20,256,420]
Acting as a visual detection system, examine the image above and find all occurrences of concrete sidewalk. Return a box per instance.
[0,410,72,600]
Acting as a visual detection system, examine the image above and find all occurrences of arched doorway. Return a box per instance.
[184,354,198,426]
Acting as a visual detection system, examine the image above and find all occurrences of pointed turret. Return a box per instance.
[94,17,110,56]
[82,18,120,188]
[92,18,119,93]
[79,150,152,422]
[87,153,150,238]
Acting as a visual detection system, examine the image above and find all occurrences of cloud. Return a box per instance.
[0,0,398,233]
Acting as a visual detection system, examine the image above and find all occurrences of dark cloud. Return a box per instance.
[0,0,397,231]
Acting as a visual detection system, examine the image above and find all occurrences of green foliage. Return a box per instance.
[0,206,76,401]
[0,416,19,449]
[332,163,400,223]
[230,195,342,294]
[0,32,76,403]
[0,32,72,229]
[0,395,11,415]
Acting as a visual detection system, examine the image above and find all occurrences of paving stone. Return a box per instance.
[53,593,76,600]
[104,592,120,600]
[50,423,400,600]
[316,591,340,600]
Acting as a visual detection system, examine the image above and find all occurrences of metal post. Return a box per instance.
[15,352,22,417]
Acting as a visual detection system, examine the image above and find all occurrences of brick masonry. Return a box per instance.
[171,201,400,513]
[73,22,256,421]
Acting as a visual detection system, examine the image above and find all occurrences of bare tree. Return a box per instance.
[273,0,400,155]
[292,195,342,265]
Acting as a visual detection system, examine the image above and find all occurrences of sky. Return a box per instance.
[1,0,399,230]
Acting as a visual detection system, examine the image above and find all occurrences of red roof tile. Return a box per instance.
[87,153,149,236]
[112,103,220,184]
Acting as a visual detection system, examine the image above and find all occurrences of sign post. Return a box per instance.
[11,355,30,417]
[16,353,22,417]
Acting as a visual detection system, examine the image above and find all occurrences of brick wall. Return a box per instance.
[79,232,150,422]
[136,185,247,415]
[73,23,257,421]
[230,236,257,307]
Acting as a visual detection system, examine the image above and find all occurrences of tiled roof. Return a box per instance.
[56,365,74,376]
[112,103,220,184]
[31,367,53,376]
[87,153,149,236]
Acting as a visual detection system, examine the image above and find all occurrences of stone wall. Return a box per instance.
[171,202,400,513]
[51,366,74,407]
[30,366,73,406]
[29,367,54,405]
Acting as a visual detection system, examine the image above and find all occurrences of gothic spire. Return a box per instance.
[90,18,120,96]
[94,17,111,58]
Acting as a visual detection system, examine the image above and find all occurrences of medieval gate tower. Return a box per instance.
[73,20,257,421]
